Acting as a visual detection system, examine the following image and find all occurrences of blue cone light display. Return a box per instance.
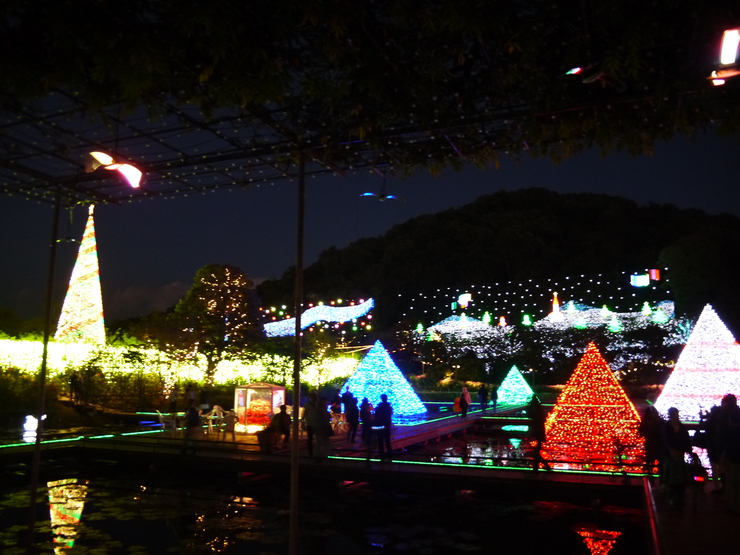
[342,341,426,416]
[497,365,535,406]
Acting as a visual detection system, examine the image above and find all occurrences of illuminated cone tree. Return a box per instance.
[342,341,426,416]
[497,365,535,406]
[540,343,644,472]
[654,304,740,421]
[55,205,106,344]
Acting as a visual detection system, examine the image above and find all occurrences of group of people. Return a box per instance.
[640,395,740,512]
[181,403,237,454]
[173,384,398,459]
[303,388,394,460]
[454,384,499,418]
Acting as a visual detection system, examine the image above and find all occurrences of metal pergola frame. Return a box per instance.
[0,81,715,554]
[5,85,519,555]
[1,90,352,555]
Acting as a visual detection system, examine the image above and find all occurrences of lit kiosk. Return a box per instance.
[234,383,286,433]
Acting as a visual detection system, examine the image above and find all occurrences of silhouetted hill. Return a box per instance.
[257,188,740,333]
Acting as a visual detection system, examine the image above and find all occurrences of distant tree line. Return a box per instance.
[258,188,740,334]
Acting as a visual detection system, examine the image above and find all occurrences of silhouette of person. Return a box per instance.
[314,397,332,458]
[345,396,359,442]
[360,397,374,451]
[639,406,664,476]
[477,384,489,409]
[223,409,236,442]
[182,406,202,455]
[330,392,342,416]
[527,395,549,470]
[186,384,197,408]
[460,387,471,418]
[702,405,723,491]
[662,407,693,510]
[69,372,81,404]
[340,387,353,411]
[374,394,393,460]
[168,384,180,415]
[460,395,469,418]
[303,392,319,456]
[717,394,740,513]
[271,404,292,445]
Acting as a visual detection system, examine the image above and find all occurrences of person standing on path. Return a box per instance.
[345,396,360,442]
[340,387,353,412]
[182,406,202,455]
[460,387,472,418]
[360,397,374,452]
[662,406,693,510]
[168,384,180,415]
[477,384,489,410]
[303,392,319,456]
[271,404,292,445]
[313,397,333,458]
[374,394,393,460]
[638,405,664,476]
[223,409,236,442]
[527,395,550,471]
[186,384,197,409]
[717,394,740,513]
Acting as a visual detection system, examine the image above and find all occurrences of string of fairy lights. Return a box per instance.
[1,88,548,205]
[399,268,669,326]
[263,298,374,337]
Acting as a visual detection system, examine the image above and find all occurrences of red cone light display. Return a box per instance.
[541,343,644,472]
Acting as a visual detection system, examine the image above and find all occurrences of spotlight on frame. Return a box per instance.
[87,151,142,188]
[709,28,740,86]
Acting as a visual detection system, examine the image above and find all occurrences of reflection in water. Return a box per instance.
[0,462,647,554]
[23,414,45,443]
[434,437,527,466]
[47,478,88,554]
[576,526,621,555]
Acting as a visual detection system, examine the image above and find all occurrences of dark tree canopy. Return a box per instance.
[2,0,740,174]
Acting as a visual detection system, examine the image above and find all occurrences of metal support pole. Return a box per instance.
[27,186,62,554]
[289,149,305,555]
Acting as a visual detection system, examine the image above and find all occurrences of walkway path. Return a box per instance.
[647,477,738,555]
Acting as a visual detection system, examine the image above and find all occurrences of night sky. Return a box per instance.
[1,130,738,323]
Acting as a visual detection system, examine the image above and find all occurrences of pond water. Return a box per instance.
[1,434,649,554]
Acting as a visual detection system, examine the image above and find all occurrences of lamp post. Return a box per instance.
[25,186,61,555]
[289,148,305,555]
[26,154,141,554]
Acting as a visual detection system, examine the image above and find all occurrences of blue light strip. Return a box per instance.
[264,298,374,337]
